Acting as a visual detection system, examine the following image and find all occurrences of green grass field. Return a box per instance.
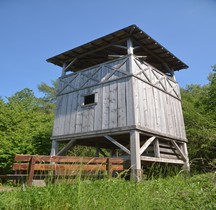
[0,173,215,210]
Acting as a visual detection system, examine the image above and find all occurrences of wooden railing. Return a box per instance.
[4,155,124,186]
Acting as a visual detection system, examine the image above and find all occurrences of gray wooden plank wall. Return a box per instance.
[132,57,187,140]
[134,78,186,140]
[52,55,186,141]
[52,77,131,136]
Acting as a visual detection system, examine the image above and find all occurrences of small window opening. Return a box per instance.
[84,94,95,105]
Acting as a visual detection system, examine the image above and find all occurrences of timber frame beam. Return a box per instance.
[140,136,156,155]
[61,37,135,74]
[170,140,187,161]
[56,139,76,156]
[65,58,78,72]
[104,135,131,155]
[50,131,189,181]
[103,133,189,169]
[132,39,173,75]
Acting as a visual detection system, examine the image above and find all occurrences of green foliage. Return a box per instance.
[202,65,216,118]
[0,89,53,174]
[66,145,96,157]
[0,173,215,209]
[37,80,57,113]
[145,163,182,179]
[181,66,216,165]
[1,65,216,175]
[38,80,58,104]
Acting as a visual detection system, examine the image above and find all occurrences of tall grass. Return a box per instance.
[0,173,215,210]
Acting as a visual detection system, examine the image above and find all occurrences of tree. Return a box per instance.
[0,89,53,174]
[202,65,216,118]
[37,80,58,113]
[181,66,216,164]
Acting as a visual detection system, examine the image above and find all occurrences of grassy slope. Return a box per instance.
[0,173,215,210]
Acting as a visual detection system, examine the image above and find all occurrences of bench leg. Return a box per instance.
[28,157,36,186]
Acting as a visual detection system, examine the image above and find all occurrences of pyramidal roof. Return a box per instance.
[47,25,188,73]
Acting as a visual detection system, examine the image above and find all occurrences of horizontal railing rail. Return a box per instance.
[2,154,125,186]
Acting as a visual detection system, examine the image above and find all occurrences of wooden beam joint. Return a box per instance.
[57,139,76,156]
[140,136,156,155]
[170,140,187,161]
[104,135,131,155]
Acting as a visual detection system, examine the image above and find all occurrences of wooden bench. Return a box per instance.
[1,155,125,186]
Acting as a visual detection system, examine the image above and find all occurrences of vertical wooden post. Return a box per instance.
[95,144,99,157]
[50,140,58,182]
[130,130,142,181]
[27,156,36,186]
[127,38,136,127]
[154,139,160,158]
[50,140,59,156]
[182,143,190,172]
[61,63,67,77]
[127,38,133,55]
[107,158,113,178]
[171,69,176,81]
[127,38,134,75]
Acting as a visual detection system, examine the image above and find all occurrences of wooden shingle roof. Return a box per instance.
[47,25,188,73]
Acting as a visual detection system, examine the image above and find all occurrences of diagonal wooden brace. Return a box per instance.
[170,140,187,161]
[104,135,131,155]
[140,136,156,155]
[63,58,78,72]
[57,139,76,156]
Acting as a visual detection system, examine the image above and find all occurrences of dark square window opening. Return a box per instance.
[84,94,95,105]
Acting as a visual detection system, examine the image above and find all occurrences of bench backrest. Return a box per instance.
[13,154,125,186]
[13,154,124,171]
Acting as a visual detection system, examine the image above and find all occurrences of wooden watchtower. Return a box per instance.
[47,25,189,181]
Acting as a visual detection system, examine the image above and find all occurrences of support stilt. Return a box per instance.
[130,130,142,181]
[182,143,190,172]
[50,140,59,156]
[95,144,99,157]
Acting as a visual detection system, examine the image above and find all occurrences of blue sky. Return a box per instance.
[1,0,216,99]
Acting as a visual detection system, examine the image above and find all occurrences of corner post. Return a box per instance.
[127,38,133,55]
[127,38,134,75]
[170,68,176,81]
[130,130,142,181]
[61,63,67,77]
[182,143,190,172]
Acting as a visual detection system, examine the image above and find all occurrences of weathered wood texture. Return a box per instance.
[52,55,186,142]
[53,57,133,136]
[131,56,187,141]
[140,138,186,164]
[10,155,125,186]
